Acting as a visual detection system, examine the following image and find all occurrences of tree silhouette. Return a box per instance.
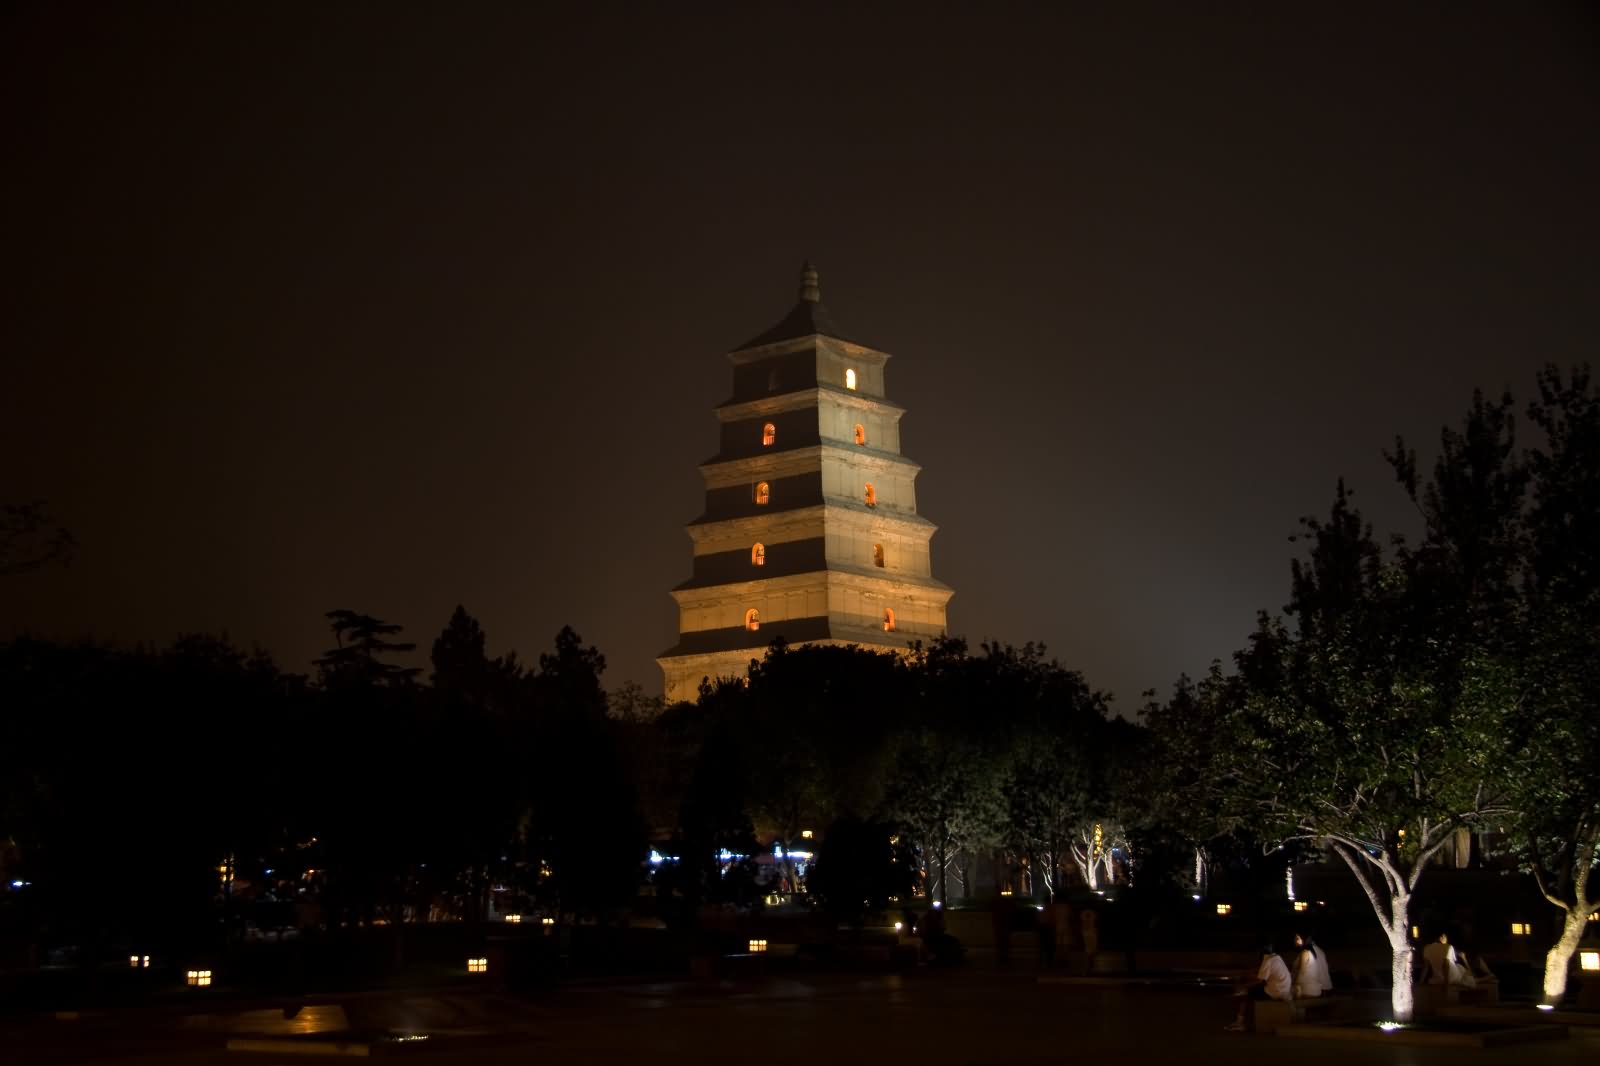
[314,609,421,686]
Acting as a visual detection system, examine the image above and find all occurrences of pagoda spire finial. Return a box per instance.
[799,260,820,303]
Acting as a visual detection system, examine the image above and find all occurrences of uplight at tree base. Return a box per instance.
[1377,1022,1404,1033]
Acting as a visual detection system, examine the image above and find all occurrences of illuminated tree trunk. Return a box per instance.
[1543,906,1591,1003]
[1334,844,1417,1022]
[1069,826,1103,890]
[1539,834,1596,1003]
[1388,916,1415,1023]
[1069,843,1099,890]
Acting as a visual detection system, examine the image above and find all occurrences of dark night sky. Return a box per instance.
[2,3,1595,707]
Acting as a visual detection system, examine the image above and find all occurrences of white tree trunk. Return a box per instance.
[1068,843,1095,890]
[1542,905,1591,1003]
[1332,842,1422,1023]
[1388,895,1415,1023]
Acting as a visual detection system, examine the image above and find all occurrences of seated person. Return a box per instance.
[1227,943,1293,1030]
[1458,945,1497,984]
[1293,932,1332,998]
[1419,932,1475,987]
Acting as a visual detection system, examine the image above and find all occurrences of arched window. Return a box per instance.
[745,608,760,631]
[762,422,776,446]
[845,368,857,390]
[873,544,885,568]
[755,481,770,505]
[883,608,896,632]
[854,423,866,446]
[752,543,766,567]
[864,482,876,507]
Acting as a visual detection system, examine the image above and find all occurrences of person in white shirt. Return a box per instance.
[1293,932,1333,998]
[1228,944,1294,1030]
[1420,932,1476,988]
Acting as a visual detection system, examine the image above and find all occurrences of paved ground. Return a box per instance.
[13,970,1597,1065]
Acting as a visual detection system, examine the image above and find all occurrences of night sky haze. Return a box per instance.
[2,3,1594,707]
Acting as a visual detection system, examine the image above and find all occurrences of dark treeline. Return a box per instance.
[646,638,1145,916]
[1,611,1166,966]
[0,611,643,965]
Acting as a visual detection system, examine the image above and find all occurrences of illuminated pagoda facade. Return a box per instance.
[657,264,953,703]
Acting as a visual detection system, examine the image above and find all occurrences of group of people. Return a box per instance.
[1229,929,1498,1030]
[1227,933,1331,1030]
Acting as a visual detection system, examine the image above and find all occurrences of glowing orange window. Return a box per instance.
[744,608,760,631]
[845,368,857,390]
[854,423,866,446]
[752,543,765,566]
[755,482,770,505]
[864,483,876,507]
[762,423,776,446]
[873,544,885,568]
[883,608,896,632]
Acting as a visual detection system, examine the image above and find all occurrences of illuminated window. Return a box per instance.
[541,917,555,926]
[845,368,857,390]
[873,544,885,567]
[1581,950,1600,972]
[1215,903,1232,916]
[1510,922,1530,936]
[883,608,896,632]
[801,829,814,840]
[745,609,760,631]
[503,914,521,923]
[186,970,212,987]
[129,954,149,968]
[749,939,768,953]
[467,957,488,973]
[752,543,765,566]
[755,481,770,505]
[762,423,776,446]
[864,483,876,507]
[854,423,866,446]
[1293,901,1308,912]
